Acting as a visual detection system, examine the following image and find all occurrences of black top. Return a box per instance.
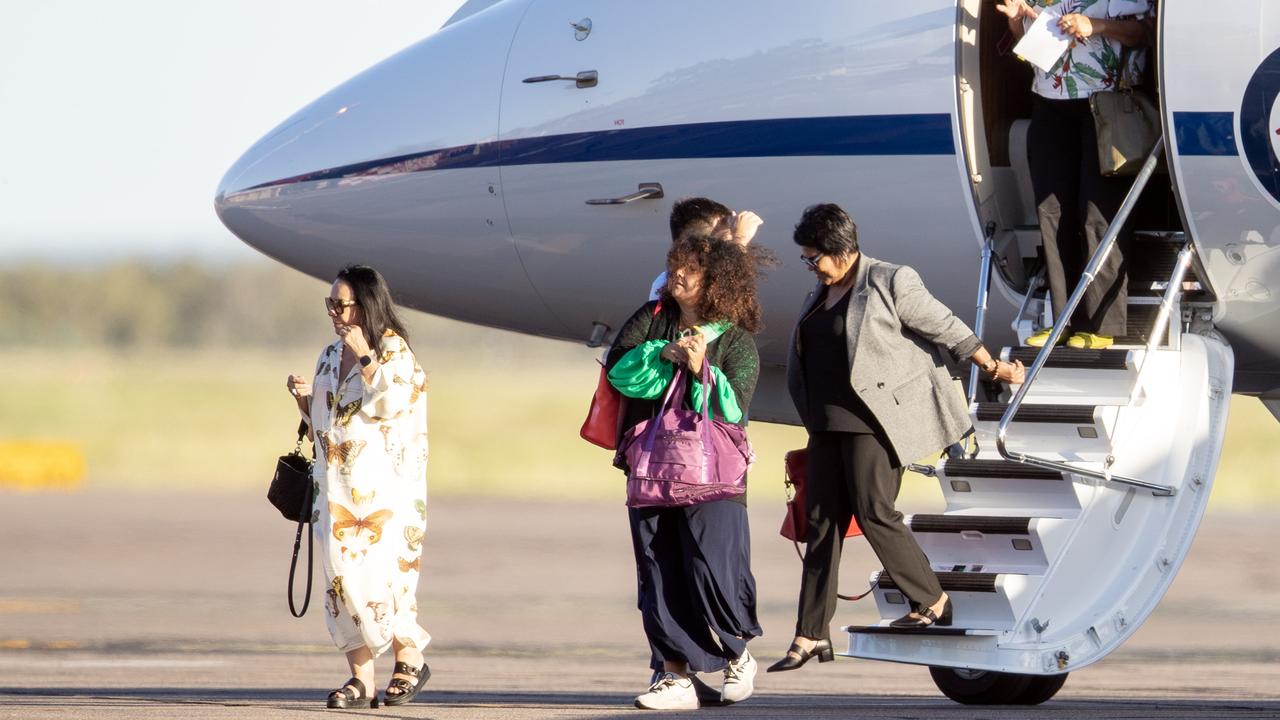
[798,287,880,434]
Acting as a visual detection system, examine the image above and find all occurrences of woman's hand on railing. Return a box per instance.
[995,359,1026,385]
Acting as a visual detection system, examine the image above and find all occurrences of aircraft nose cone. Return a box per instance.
[213,4,520,262]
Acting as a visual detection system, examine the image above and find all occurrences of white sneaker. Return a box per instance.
[634,672,699,710]
[720,649,756,704]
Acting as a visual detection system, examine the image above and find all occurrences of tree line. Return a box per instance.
[1,258,591,362]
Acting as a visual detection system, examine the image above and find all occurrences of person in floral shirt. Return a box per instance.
[999,0,1154,349]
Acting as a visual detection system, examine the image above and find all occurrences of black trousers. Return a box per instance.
[1028,94,1131,337]
[630,499,761,673]
[796,432,942,639]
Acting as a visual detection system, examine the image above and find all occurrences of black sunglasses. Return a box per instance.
[800,252,823,269]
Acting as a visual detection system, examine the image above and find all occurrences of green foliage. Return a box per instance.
[0,259,335,349]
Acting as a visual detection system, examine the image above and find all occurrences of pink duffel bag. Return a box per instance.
[619,365,754,508]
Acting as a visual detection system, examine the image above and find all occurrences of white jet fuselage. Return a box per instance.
[216,0,1280,422]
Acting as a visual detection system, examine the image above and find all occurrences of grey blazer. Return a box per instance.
[785,255,982,466]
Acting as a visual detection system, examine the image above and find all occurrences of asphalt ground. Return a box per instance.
[1,490,1277,719]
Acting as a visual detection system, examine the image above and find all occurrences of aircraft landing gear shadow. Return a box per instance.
[928,667,1068,705]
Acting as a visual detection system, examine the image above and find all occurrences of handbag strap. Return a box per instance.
[286,478,314,618]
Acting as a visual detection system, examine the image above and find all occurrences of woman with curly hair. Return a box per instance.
[605,233,773,710]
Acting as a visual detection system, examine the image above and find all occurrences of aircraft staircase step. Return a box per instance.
[878,571,1000,593]
[844,625,979,636]
[1005,347,1131,371]
[908,514,1032,535]
[975,403,1097,424]
[937,458,1088,513]
[871,570,1037,629]
[971,403,1113,464]
[1117,301,1169,347]
[908,514,1069,572]
[1002,347,1138,404]
[1130,230,1209,300]
[939,458,1065,481]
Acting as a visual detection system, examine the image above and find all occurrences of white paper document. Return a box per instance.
[1013,6,1071,74]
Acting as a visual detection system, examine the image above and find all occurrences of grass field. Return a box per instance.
[3,334,1277,509]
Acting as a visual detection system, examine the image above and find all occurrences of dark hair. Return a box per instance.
[659,235,776,334]
[335,264,410,348]
[669,197,732,241]
[793,203,859,256]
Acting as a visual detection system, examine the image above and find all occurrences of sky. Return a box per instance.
[0,1,466,262]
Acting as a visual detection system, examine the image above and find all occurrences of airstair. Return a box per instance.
[839,139,1235,704]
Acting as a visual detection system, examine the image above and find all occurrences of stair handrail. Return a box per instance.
[1011,266,1047,338]
[968,223,996,405]
[995,136,1177,497]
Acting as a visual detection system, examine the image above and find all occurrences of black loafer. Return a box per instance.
[765,638,834,672]
[890,598,953,629]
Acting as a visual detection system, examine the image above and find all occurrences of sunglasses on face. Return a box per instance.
[800,252,823,270]
[325,297,357,313]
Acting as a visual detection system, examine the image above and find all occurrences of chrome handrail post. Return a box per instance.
[1121,241,1195,413]
[968,226,996,405]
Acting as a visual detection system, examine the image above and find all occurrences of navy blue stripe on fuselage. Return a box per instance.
[1173,112,1238,157]
[241,113,954,192]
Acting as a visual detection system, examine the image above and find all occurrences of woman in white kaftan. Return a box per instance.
[286,265,432,709]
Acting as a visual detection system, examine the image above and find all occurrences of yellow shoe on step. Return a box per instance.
[1067,332,1114,349]
[1025,328,1065,348]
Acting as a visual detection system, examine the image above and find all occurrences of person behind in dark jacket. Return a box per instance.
[767,204,1024,673]
[606,233,774,710]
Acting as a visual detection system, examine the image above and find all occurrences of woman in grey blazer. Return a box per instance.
[766,204,1024,673]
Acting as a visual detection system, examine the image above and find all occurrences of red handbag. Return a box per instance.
[780,448,863,542]
[580,302,663,450]
[580,365,624,449]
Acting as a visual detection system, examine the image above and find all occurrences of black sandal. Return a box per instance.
[327,676,378,709]
[890,597,954,629]
[383,661,431,706]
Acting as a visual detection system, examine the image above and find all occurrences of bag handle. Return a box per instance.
[286,478,314,617]
[286,421,314,618]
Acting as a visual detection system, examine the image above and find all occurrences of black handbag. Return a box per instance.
[268,420,315,617]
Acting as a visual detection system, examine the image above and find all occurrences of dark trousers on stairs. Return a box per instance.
[1028,94,1131,337]
[795,431,943,639]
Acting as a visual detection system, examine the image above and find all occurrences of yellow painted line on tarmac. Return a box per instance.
[0,598,81,614]
[0,441,84,491]
[0,640,81,651]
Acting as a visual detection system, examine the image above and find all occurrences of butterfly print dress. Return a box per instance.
[309,330,430,656]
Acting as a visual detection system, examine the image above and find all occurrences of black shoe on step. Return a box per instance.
[765,638,834,672]
[889,598,953,629]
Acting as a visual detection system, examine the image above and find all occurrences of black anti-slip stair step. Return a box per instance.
[1129,234,1207,298]
[878,571,1000,593]
[1006,347,1130,370]
[845,626,973,636]
[909,515,1032,535]
[941,458,1066,481]
[1118,302,1168,346]
[975,403,1097,424]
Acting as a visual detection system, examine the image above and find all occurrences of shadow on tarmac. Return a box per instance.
[3,688,1278,719]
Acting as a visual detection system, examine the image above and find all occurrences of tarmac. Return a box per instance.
[2,490,1277,719]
